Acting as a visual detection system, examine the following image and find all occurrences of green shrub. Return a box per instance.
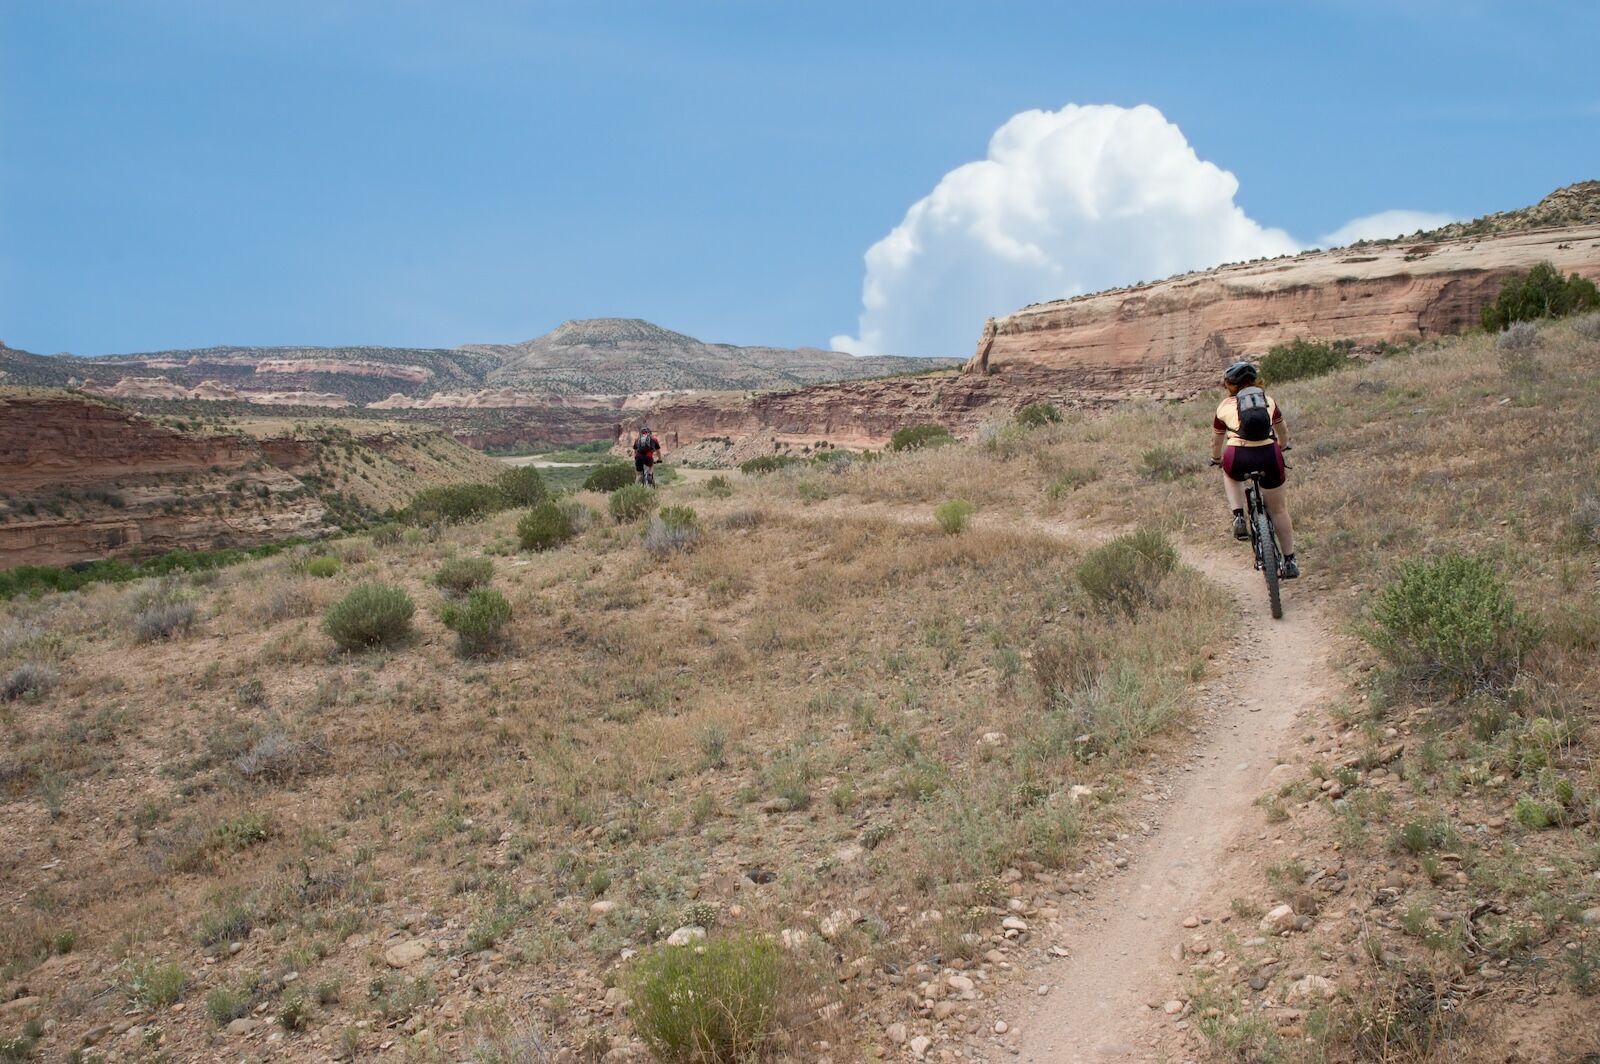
[432,556,493,594]
[495,465,547,507]
[406,483,502,525]
[705,475,734,498]
[889,423,954,452]
[644,507,700,556]
[517,501,576,551]
[582,463,636,493]
[368,522,403,547]
[1076,528,1178,613]
[1016,402,1063,427]
[440,589,513,658]
[1481,261,1600,331]
[1366,554,1537,698]
[1139,446,1201,482]
[303,556,340,579]
[206,986,251,1024]
[626,934,781,1063]
[610,484,659,523]
[738,454,798,475]
[323,584,415,651]
[2,662,56,702]
[125,959,188,1008]
[1514,796,1556,830]
[1259,337,1354,383]
[934,499,975,535]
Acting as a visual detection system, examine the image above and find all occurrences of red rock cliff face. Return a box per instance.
[0,394,327,567]
[966,225,1600,394]
[1,395,260,491]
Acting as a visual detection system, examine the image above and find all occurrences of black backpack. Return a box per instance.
[1235,387,1274,442]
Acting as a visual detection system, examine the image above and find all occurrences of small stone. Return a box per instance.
[1002,917,1028,932]
[1581,908,1600,927]
[1182,916,1200,928]
[666,926,706,947]
[1260,905,1297,934]
[384,940,429,968]
[979,732,1008,747]
[226,1018,256,1036]
[886,1022,908,1045]
[910,1035,933,1060]
[947,975,975,994]
[1162,999,1184,1015]
[993,1020,1009,1035]
[589,900,618,925]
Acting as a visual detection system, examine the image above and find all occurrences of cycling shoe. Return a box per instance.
[1280,557,1300,580]
[1231,514,1248,541]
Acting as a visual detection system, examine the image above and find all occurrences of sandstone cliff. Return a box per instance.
[965,222,1600,393]
[0,392,503,567]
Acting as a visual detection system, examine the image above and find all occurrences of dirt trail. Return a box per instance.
[1002,540,1339,1063]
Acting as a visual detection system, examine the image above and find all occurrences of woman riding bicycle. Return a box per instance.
[1211,361,1299,579]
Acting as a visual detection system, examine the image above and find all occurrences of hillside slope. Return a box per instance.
[0,392,502,566]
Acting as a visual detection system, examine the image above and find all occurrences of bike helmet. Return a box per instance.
[1223,361,1259,386]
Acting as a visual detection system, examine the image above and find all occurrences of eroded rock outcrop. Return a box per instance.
[965,223,1600,393]
[0,393,326,566]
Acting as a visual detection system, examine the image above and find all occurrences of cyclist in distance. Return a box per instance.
[633,426,662,486]
[1211,361,1299,578]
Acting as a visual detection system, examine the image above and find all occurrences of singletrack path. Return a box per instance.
[1004,539,1338,1062]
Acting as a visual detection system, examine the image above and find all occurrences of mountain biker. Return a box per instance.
[1211,361,1299,579]
[632,427,662,486]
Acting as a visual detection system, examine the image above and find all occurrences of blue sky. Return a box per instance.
[2,1,1596,358]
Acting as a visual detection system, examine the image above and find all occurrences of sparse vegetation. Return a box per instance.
[2,662,56,701]
[889,423,954,452]
[582,463,636,493]
[322,583,415,650]
[934,499,974,534]
[1016,402,1063,427]
[643,506,700,555]
[518,500,577,551]
[1481,260,1600,331]
[626,934,781,1063]
[738,454,798,475]
[1076,528,1178,613]
[609,484,658,523]
[432,556,494,594]
[1366,553,1536,698]
[1258,337,1355,383]
[441,588,513,657]
[495,464,548,507]
[303,555,341,578]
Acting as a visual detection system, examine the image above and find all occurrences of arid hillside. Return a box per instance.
[0,392,503,567]
[2,313,1596,1063]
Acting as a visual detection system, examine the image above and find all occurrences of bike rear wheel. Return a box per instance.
[1255,510,1283,619]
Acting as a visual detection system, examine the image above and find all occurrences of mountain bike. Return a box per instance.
[637,463,657,488]
[1242,469,1285,620]
[1212,458,1287,620]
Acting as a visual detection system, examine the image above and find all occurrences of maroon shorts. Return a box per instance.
[1222,444,1286,489]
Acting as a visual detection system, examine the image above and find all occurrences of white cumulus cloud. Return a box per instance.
[831,103,1301,358]
[1317,209,1458,248]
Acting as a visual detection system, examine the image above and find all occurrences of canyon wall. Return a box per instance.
[966,225,1600,393]
[0,394,326,567]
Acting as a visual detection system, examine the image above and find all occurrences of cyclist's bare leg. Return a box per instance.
[1222,471,1245,512]
[1262,486,1296,556]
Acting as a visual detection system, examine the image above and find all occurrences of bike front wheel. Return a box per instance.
[1255,510,1283,619]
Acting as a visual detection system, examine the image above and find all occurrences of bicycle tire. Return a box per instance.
[1256,510,1283,619]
